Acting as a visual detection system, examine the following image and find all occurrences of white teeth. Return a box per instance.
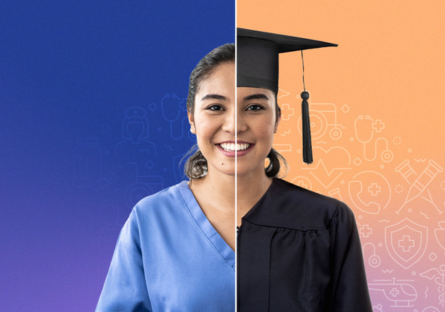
[220,143,251,151]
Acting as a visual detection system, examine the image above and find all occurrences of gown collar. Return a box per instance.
[240,177,278,226]
[176,181,235,270]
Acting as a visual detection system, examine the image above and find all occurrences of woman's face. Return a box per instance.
[188,62,236,177]
[236,87,279,177]
[188,62,280,178]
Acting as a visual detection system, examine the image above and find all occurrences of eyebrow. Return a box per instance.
[201,94,228,101]
[243,93,269,101]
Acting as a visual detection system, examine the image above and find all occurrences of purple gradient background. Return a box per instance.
[0,1,234,310]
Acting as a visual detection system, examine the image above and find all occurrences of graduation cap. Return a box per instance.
[237,28,337,164]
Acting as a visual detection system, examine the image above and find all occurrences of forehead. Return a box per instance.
[196,62,235,96]
[237,87,275,101]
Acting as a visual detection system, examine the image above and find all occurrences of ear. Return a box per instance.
[274,111,281,134]
[188,112,196,134]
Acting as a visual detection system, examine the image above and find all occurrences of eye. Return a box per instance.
[246,104,264,111]
[206,104,224,111]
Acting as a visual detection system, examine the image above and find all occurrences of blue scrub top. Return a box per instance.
[96,181,235,311]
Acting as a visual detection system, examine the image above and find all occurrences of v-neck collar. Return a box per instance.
[176,181,235,270]
[240,177,277,225]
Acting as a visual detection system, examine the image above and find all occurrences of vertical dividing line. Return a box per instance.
[234,3,238,310]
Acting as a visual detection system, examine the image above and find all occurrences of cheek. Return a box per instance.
[194,117,220,141]
[253,117,276,139]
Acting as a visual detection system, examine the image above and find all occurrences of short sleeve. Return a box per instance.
[96,209,152,312]
[326,201,372,312]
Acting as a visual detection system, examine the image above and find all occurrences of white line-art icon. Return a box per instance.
[395,159,417,185]
[348,171,391,215]
[328,188,343,201]
[363,242,381,268]
[354,115,393,162]
[301,146,351,189]
[115,107,157,179]
[395,159,443,214]
[434,222,445,252]
[385,218,428,269]
[368,278,417,307]
[273,144,293,153]
[420,306,440,312]
[372,303,383,311]
[290,176,313,191]
[420,264,445,307]
[124,162,163,208]
[421,306,441,312]
[116,107,157,156]
[297,103,345,140]
[280,103,294,121]
[277,88,290,98]
[280,129,291,137]
[358,223,373,238]
[161,94,187,140]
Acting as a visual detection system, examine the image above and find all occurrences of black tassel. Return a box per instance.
[301,91,313,164]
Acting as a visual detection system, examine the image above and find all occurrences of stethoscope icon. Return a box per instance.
[363,242,381,268]
[354,115,393,162]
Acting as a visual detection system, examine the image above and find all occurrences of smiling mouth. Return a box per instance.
[218,142,252,152]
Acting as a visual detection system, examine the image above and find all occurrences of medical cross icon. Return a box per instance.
[280,103,294,121]
[360,224,372,238]
[398,235,415,252]
[390,288,399,297]
[368,183,381,196]
[372,119,385,132]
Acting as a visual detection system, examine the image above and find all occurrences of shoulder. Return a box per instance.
[246,178,350,230]
[116,181,191,247]
[130,181,188,222]
[272,178,340,211]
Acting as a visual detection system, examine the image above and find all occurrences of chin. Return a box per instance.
[235,162,268,178]
[208,163,236,177]
[220,167,236,176]
[234,167,255,178]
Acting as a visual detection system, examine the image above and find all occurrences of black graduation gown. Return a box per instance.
[237,178,372,312]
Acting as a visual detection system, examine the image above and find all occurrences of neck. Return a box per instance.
[189,170,236,213]
[188,167,273,222]
[236,168,273,220]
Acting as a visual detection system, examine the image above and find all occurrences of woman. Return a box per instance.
[96,44,236,311]
[236,28,373,311]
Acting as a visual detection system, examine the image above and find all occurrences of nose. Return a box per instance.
[221,111,248,134]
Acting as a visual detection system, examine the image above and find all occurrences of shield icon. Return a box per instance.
[385,218,428,269]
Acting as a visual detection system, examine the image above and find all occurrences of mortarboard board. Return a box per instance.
[237,28,337,164]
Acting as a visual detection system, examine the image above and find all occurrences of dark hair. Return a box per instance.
[183,43,288,179]
[186,43,235,115]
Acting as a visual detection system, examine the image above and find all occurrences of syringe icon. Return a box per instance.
[396,159,443,214]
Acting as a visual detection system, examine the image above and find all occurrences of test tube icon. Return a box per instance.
[396,159,443,214]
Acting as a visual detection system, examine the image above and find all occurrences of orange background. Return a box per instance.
[238,0,445,157]
[239,1,445,310]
